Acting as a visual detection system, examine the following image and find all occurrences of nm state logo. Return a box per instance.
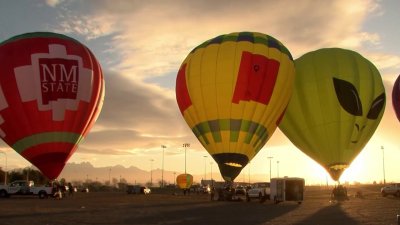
[14,44,93,121]
[39,57,79,104]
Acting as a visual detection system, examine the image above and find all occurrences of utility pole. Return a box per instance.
[161,145,166,188]
[183,143,190,174]
[382,146,386,185]
[150,159,154,186]
[267,156,273,182]
[108,168,111,186]
[210,161,213,186]
[277,160,280,178]
[203,156,208,181]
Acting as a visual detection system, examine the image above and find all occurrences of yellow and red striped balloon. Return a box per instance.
[176,32,295,181]
[176,173,193,189]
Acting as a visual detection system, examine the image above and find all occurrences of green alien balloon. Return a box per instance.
[279,48,385,181]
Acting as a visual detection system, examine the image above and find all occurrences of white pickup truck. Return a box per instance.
[381,183,400,197]
[0,180,54,199]
[246,182,270,202]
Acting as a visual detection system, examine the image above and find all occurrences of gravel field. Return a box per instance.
[0,185,399,225]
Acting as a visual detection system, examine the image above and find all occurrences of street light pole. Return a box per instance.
[277,160,280,178]
[248,162,251,184]
[203,156,207,181]
[382,146,386,185]
[108,168,111,186]
[267,156,273,182]
[183,143,190,174]
[161,145,166,188]
[210,162,213,186]
[0,151,7,185]
[173,172,176,186]
[150,159,154,187]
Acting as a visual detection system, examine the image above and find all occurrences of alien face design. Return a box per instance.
[333,77,385,143]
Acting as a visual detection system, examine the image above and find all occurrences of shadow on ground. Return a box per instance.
[121,201,300,225]
[293,203,360,225]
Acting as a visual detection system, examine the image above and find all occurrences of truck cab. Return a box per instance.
[246,182,270,202]
[0,180,34,197]
[0,180,55,199]
[381,183,400,197]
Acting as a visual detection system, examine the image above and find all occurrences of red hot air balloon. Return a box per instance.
[392,74,400,121]
[0,32,104,179]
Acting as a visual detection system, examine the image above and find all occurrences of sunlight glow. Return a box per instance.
[225,162,242,168]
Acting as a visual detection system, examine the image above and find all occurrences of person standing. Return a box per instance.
[68,182,74,197]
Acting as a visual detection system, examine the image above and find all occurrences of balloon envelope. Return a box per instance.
[176,174,193,189]
[279,48,385,181]
[0,32,104,179]
[392,74,400,121]
[176,32,295,181]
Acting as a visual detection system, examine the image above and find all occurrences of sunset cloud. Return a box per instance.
[55,0,383,78]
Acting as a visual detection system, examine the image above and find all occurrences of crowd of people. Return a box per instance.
[331,184,349,201]
[48,181,76,199]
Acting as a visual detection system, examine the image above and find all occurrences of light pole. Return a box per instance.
[203,156,208,181]
[183,143,190,174]
[210,162,213,186]
[248,162,251,184]
[173,172,176,186]
[277,160,280,178]
[0,151,7,184]
[382,146,386,185]
[108,168,111,186]
[161,145,166,188]
[26,165,32,182]
[150,159,154,186]
[267,156,273,182]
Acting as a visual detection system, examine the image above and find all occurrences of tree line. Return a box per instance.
[0,167,176,191]
[0,167,49,185]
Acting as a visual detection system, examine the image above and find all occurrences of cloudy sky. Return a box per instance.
[0,0,399,185]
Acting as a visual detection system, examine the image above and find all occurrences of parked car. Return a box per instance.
[80,187,89,193]
[381,183,400,197]
[0,180,53,199]
[246,182,270,202]
[0,180,33,196]
[189,184,201,193]
[126,185,151,194]
[232,186,246,201]
[234,186,246,195]
[200,185,211,194]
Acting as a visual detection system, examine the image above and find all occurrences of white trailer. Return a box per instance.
[270,177,304,204]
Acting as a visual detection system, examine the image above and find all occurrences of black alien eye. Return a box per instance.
[367,93,385,120]
[333,77,362,116]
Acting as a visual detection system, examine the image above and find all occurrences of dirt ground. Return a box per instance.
[1,185,400,225]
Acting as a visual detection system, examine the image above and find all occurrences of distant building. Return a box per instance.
[201,179,229,188]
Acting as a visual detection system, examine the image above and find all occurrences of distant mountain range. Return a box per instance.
[58,162,268,186]
[59,162,184,185]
